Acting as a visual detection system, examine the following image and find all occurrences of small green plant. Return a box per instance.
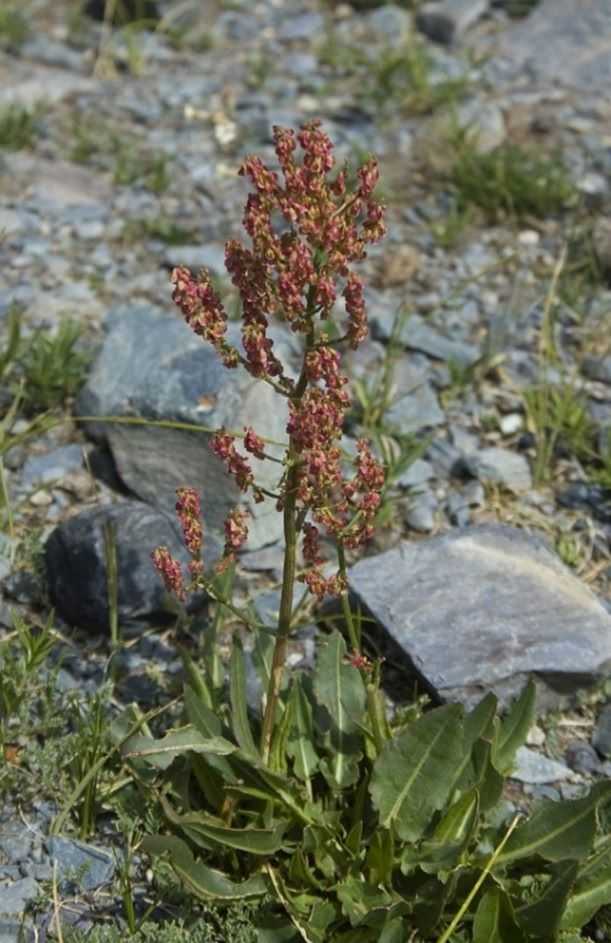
[114,144,170,194]
[0,612,56,747]
[368,39,469,116]
[66,688,114,839]
[524,381,596,486]
[18,318,92,413]
[450,140,576,221]
[63,903,260,942]
[0,4,28,50]
[121,215,198,245]
[114,123,611,941]
[0,104,36,150]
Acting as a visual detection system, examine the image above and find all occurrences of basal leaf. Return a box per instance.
[496,782,611,866]
[418,789,480,874]
[492,680,535,775]
[123,725,237,769]
[313,631,366,788]
[560,837,611,929]
[515,860,578,936]
[473,887,524,943]
[184,685,239,786]
[164,806,288,855]
[369,703,464,842]
[287,676,319,786]
[230,635,259,758]
[141,834,267,900]
[453,692,497,793]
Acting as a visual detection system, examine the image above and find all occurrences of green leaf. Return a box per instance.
[378,918,409,943]
[452,692,497,793]
[560,837,611,929]
[252,629,274,696]
[256,911,301,943]
[122,725,237,769]
[287,676,319,786]
[184,686,241,787]
[495,782,611,866]
[230,636,259,758]
[314,631,366,788]
[142,834,266,900]
[415,789,480,874]
[492,680,535,775]
[162,803,288,855]
[270,685,294,774]
[515,860,579,936]
[369,703,464,841]
[473,887,524,943]
[336,876,394,927]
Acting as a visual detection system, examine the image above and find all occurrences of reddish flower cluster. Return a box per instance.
[175,486,202,556]
[217,507,250,573]
[155,121,387,606]
[170,267,238,368]
[151,546,185,602]
[211,430,264,502]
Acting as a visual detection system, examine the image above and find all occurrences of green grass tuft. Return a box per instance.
[0,105,37,150]
[450,141,576,221]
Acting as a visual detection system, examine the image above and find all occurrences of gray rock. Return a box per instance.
[416,0,489,45]
[20,445,84,491]
[0,823,33,864]
[19,37,86,72]
[396,458,434,488]
[348,524,611,708]
[365,5,412,45]
[593,703,611,757]
[163,244,226,275]
[511,747,573,785]
[582,355,611,385]
[383,358,445,435]
[426,438,464,477]
[44,501,214,632]
[0,61,95,108]
[46,837,114,893]
[75,304,289,550]
[5,155,112,209]
[0,876,38,915]
[565,740,602,775]
[374,312,479,367]
[276,12,325,41]
[456,99,506,153]
[468,447,533,492]
[592,217,611,276]
[498,0,611,90]
[403,489,438,533]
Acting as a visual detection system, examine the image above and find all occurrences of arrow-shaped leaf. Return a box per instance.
[516,860,578,937]
[369,703,464,842]
[560,837,611,929]
[230,635,259,758]
[473,887,524,943]
[141,834,267,900]
[123,725,236,769]
[496,782,611,866]
[492,680,535,776]
[313,631,366,789]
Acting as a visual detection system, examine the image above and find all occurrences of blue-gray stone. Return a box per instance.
[21,445,84,490]
[0,877,39,915]
[44,500,214,632]
[75,304,289,550]
[348,524,611,708]
[511,747,573,785]
[46,838,114,893]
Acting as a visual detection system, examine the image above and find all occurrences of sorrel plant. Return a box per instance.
[151,121,387,763]
[130,124,611,942]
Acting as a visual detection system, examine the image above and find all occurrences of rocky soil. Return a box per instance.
[0,0,610,938]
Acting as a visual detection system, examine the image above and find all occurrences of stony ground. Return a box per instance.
[0,0,610,939]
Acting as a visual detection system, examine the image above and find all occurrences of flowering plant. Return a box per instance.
[152,120,386,762]
[126,124,611,942]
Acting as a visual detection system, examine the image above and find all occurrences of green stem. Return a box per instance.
[337,541,359,652]
[260,307,316,765]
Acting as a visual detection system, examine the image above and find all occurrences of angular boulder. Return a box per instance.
[45,501,215,632]
[348,524,611,709]
[76,304,290,550]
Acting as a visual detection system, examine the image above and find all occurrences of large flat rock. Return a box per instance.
[497,0,611,90]
[348,525,611,708]
[76,304,289,550]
